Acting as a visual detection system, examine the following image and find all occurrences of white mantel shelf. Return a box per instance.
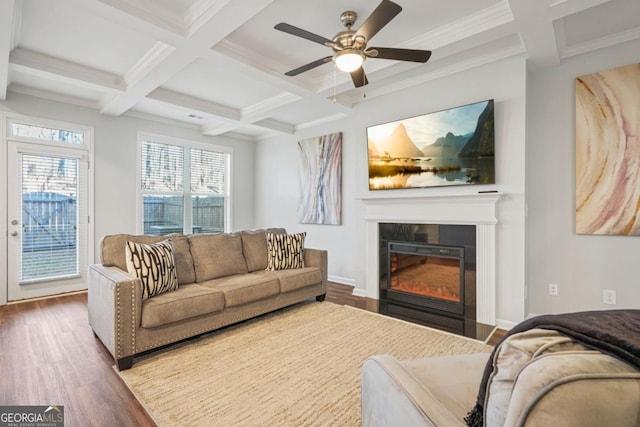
[361,191,502,326]
[360,191,502,225]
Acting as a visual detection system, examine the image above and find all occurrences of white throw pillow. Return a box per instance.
[265,232,306,271]
[125,239,178,300]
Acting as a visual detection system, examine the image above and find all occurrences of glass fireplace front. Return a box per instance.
[387,242,465,316]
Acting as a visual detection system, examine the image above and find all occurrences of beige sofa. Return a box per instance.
[88,228,327,370]
[362,328,640,426]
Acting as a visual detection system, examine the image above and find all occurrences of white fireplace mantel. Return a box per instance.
[360,192,501,326]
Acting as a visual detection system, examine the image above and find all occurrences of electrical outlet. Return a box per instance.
[603,289,617,305]
[549,283,558,296]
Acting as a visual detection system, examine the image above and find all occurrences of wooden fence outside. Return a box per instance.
[144,195,224,235]
[22,192,77,251]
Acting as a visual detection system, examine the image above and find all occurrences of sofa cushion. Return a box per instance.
[101,233,195,285]
[200,274,280,307]
[141,284,225,328]
[167,235,196,285]
[125,239,178,300]
[189,233,248,282]
[241,228,286,272]
[255,267,321,293]
[266,232,306,271]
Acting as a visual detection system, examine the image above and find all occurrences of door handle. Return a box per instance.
[10,231,18,237]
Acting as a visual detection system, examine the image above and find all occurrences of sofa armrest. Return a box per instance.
[304,248,328,291]
[88,264,142,369]
[362,355,468,427]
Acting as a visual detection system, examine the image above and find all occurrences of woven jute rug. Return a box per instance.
[117,302,491,426]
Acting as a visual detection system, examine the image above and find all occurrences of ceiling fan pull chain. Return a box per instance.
[362,69,367,98]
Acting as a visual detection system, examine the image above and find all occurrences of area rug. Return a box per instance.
[117,302,491,426]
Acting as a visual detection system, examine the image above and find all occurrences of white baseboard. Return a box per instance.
[496,318,518,331]
[352,288,368,298]
[326,276,369,298]
[328,275,355,287]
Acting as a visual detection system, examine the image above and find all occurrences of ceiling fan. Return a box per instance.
[274,0,431,88]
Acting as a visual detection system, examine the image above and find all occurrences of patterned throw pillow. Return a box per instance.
[125,239,178,300]
[265,232,306,271]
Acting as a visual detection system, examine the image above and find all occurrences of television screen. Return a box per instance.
[367,99,495,190]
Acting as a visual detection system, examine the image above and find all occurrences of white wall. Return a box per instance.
[256,56,528,327]
[526,39,640,315]
[0,92,256,266]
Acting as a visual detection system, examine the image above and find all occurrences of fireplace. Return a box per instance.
[379,223,476,336]
[362,193,501,339]
[387,242,465,314]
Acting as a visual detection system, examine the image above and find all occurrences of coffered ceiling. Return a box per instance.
[0,0,638,140]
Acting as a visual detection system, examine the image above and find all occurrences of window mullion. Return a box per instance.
[183,147,192,234]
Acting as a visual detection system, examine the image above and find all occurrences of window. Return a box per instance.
[139,134,230,235]
[10,122,85,145]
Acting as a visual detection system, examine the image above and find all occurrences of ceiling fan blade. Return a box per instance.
[274,23,333,46]
[350,67,369,88]
[284,56,332,76]
[367,47,432,63]
[355,0,402,42]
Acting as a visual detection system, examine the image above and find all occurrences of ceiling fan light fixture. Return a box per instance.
[334,49,364,72]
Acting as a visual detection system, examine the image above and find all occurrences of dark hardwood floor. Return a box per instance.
[0,292,155,427]
[0,283,504,426]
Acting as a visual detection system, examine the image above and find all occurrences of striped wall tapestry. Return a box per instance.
[297,132,342,225]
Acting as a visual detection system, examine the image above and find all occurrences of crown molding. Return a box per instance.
[124,109,202,130]
[405,2,515,50]
[10,0,20,50]
[184,0,231,37]
[295,113,350,132]
[560,26,640,59]
[8,83,100,109]
[97,0,184,36]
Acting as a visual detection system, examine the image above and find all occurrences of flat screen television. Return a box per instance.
[367,99,495,190]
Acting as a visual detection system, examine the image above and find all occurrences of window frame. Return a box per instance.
[136,132,232,235]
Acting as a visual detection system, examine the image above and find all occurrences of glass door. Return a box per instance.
[7,142,89,301]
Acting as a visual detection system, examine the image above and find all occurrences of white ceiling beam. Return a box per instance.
[241,92,302,124]
[99,0,276,117]
[253,118,295,134]
[9,48,126,91]
[0,0,17,100]
[123,41,176,87]
[508,0,561,67]
[147,87,239,121]
[201,121,243,136]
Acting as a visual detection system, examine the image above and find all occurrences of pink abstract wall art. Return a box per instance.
[576,62,640,235]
